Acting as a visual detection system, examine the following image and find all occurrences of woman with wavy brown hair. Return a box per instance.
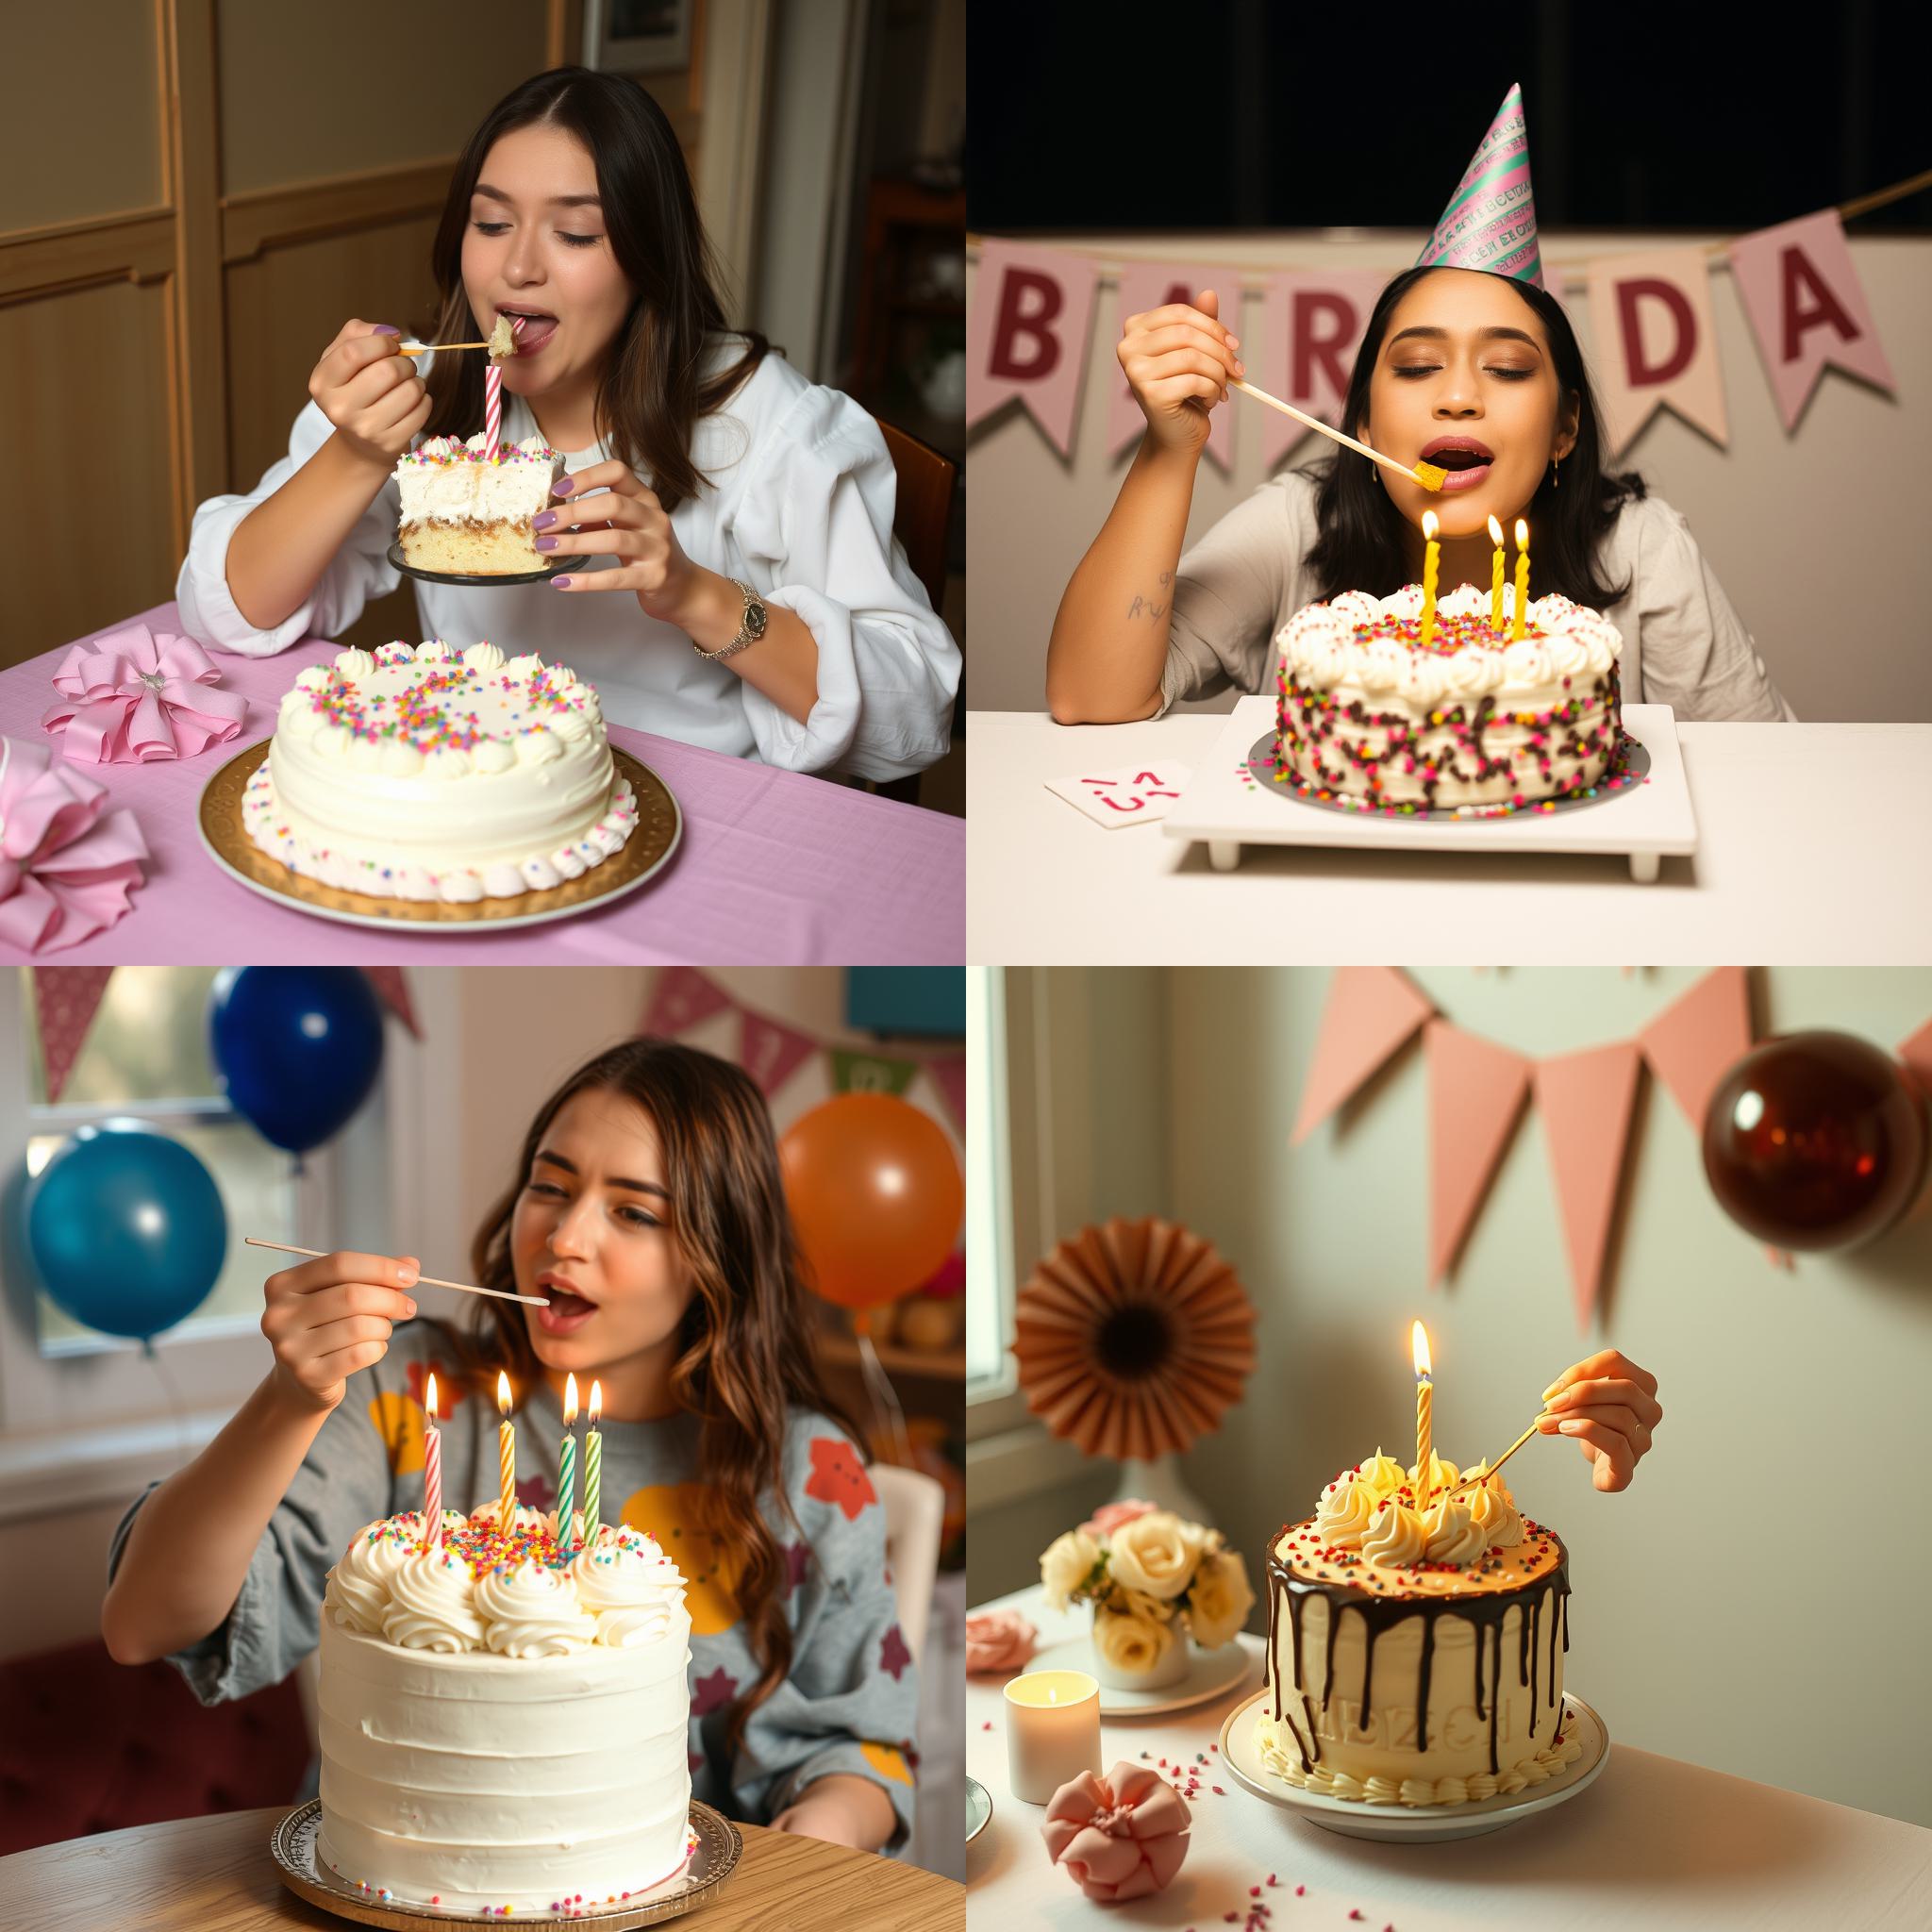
[175,66,959,782]
[104,1038,916,1855]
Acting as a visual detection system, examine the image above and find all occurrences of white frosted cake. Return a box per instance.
[318,1505,696,1913]
[242,641,638,903]
[1254,1450,1580,1806]
[395,432,565,575]
[1273,584,1630,814]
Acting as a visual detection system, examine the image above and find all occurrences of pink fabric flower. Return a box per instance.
[965,1608,1037,1675]
[42,622,247,765]
[1041,1762,1191,1903]
[1082,1498,1157,1540]
[0,737,148,953]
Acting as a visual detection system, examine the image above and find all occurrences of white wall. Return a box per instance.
[964,234,1931,723]
[971,967,1932,1828]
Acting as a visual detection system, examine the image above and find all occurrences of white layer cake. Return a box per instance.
[317,1507,694,1913]
[242,641,638,903]
[1273,583,1627,813]
[396,432,564,575]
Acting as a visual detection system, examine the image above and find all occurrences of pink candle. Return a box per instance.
[482,315,525,460]
[423,1371,441,1552]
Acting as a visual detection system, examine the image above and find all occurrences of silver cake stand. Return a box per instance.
[1218,1687,1609,1844]
[272,1799,741,1928]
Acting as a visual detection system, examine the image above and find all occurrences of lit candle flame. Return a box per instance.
[1412,1320,1432,1380]
[497,1369,512,1417]
[1488,515,1504,545]
[563,1372,579,1428]
[1422,508,1438,541]
[425,1371,438,1421]
[1048,1688,1058,1705]
[1515,518,1529,550]
[590,1380,602,1426]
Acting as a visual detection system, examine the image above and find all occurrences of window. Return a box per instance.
[965,968,1012,1398]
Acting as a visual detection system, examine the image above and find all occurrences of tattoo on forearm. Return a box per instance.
[1126,594,1168,621]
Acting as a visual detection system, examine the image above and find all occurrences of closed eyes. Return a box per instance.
[472,221,601,248]
[1392,365,1534,381]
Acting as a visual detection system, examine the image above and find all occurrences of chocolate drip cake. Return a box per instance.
[1255,1449,1582,1806]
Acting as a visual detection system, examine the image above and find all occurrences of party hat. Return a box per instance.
[1414,83,1543,290]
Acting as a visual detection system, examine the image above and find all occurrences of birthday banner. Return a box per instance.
[1292,967,1931,1329]
[967,202,1899,464]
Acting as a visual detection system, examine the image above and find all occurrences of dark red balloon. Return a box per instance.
[1702,1031,1928,1251]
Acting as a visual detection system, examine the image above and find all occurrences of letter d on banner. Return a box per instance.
[967,240,1098,457]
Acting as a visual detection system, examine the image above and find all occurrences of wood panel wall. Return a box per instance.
[0,0,710,668]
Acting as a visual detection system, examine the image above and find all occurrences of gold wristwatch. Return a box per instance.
[692,577,768,660]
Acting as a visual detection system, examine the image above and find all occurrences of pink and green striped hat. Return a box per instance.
[1414,83,1543,291]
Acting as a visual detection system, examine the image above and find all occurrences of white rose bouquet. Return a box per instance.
[1037,1501,1255,1655]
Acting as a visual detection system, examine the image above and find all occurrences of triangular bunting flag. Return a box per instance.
[1898,1017,1932,1105]
[967,241,1099,458]
[740,1009,817,1098]
[928,1052,967,1133]
[1638,966,1752,1135]
[1535,1041,1643,1331]
[830,1050,918,1098]
[641,966,735,1038]
[1292,967,1436,1145]
[362,967,421,1039]
[1425,1019,1533,1287]
[1108,262,1233,473]
[32,966,114,1103]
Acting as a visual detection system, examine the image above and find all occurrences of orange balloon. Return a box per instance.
[779,1094,964,1309]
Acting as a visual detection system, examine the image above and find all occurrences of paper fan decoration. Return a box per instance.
[1012,1217,1256,1460]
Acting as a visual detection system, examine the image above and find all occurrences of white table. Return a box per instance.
[968,712,1932,963]
[967,1586,1932,1931]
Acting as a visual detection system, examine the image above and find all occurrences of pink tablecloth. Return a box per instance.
[1,607,962,964]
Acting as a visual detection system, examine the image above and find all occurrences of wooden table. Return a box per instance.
[1,1807,964,1931]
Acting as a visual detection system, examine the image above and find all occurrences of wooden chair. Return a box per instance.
[871,1462,946,1662]
[871,420,959,806]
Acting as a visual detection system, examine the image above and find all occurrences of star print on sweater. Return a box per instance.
[804,1437,876,1521]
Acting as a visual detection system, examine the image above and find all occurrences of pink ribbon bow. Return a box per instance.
[1041,1762,1191,1903]
[42,622,247,764]
[0,737,149,953]
[965,1609,1038,1675]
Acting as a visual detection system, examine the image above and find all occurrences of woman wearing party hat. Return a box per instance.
[1046,85,1794,727]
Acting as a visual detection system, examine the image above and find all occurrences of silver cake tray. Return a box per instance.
[1218,1687,1609,1844]
[388,539,590,588]
[272,1797,741,1928]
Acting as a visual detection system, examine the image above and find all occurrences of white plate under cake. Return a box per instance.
[243,641,639,903]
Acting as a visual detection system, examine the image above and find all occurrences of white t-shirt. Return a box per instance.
[174,338,960,781]
[1157,466,1797,723]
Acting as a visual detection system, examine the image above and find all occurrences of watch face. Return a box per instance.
[745,598,769,640]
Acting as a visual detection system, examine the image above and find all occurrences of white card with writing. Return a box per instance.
[1045,762,1193,827]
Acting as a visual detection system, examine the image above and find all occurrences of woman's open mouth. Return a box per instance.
[535,1279,596,1334]
[1422,442,1494,493]
[498,307,558,355]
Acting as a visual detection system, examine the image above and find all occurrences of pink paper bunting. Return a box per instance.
[641,966,734,1038]
[967,241,1099,458]
[1257,271,1390,473]
[927,1052,967,1133]
[1586,247,1730,459]
[1897,1018,1932,1106]
[1727,208,1896,433]
[740,1008,816,1097]
[1425,1020,1533,1287]
[42,623,247,765]
[1638,966,1752,1135]
[0,739,149,955]
[1108,262,1233,472]
[1535,1041,1644,1331]
[1292,967,1436,1146]
[33,966,115,1101]
[363,967,421,1039]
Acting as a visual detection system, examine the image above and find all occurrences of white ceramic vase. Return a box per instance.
[1089,1606,1191,1690]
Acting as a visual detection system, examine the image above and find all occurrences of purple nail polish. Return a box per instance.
[532,510,556,530]
[372,325,401,336]
[553,477,575,496]
[535,536,558,551]
[550,575,572,589]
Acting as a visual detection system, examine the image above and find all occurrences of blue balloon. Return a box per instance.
[27,1121,227,1343]
[208,968,385,1155]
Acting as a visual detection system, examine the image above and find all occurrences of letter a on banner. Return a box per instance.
[1727,208,1895,433]
[967,240,1099,457]
[1586,247,1729,458]
[1108,261,1234,472]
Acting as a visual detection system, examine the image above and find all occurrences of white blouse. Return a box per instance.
[174,338,960,781]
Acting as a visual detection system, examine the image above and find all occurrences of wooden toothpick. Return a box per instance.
[243,1238,549,1306]
[1437,1416,1548,1502]
[1229,377,1449,491]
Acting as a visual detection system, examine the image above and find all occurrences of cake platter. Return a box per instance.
[966,1776,992,1844]
[197,741,681,931]
[1162,695,1697,882]
[1024,1634,1255,1716]
[387,539,590,588]
[272,1797,741,1928]
[1217,1688,1609,1845]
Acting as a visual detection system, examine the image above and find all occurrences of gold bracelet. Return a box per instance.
[692,577,768,660]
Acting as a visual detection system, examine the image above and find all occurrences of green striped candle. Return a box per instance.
[557,1372,579,1552]
[584,1379,603,1541]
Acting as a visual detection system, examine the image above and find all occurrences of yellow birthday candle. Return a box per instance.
[1488,515,1505,632]
[1510,519,1531,641]
[1419,510,1441,649]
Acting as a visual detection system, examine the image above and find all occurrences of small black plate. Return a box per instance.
[388,539,590,588]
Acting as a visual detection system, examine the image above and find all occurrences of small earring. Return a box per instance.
[1553,456,1561,491]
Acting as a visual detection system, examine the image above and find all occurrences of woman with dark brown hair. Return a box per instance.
[176,67,958,782]
[103,1039,916,1855]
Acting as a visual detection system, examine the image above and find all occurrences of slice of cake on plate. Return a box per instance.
[394,433,565,575]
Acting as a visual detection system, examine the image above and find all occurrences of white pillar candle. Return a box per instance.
[1003,1669,1102,1805]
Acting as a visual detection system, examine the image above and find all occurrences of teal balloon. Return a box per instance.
[27,1121,226,1342]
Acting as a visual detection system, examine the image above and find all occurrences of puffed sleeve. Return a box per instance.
[723,1422,918,1851]
[104,1354,401,1705]
[1156,471,1308,716]
[726,383,960,781]
[1630,497,1796,722]
[175,396,403,658]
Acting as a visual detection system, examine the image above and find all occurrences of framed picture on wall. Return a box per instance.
[590,0,692,75]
